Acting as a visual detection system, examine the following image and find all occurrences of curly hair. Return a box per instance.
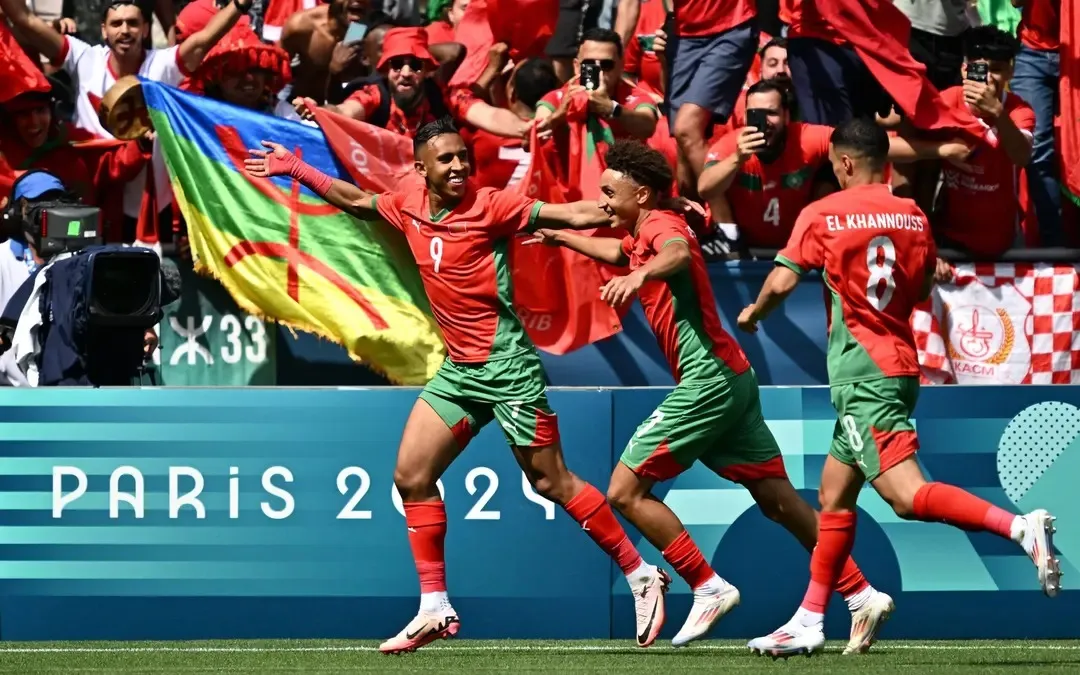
[603,140,674,196]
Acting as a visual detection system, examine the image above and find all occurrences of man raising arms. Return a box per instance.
[245,118,671,653]
[529,140,893,652]
[738,118,1060,657]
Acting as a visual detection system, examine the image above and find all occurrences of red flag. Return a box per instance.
[512,127,624,353]
[261,0,316,42]
[314,107,622,353]
[312,108,421,192]
[448,0,558,88]
[1061,0,1080,207]
[819,0,986,141]
[0,21,51,105]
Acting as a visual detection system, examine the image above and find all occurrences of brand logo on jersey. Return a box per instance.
[945,304,1014,366]
[411,218,422,233]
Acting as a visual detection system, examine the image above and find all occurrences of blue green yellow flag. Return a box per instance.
[142,80,445,384]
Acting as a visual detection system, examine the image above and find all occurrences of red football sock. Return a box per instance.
[835,556,871,598]
[403,501,447,593]
[801,510,856,613]
[913,482,1015,538]
[563,483,644,575]
[661,530,715,590]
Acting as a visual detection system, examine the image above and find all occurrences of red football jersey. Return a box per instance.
[373,185,541,363]
[347,83,478,139]
[624,0,667,94]
[673,0,755,38]
[704,122,833,247]
[938,88,1036,258]
[621,210,750,383]
[1019,0,1059,51]
[469,129,531,189]
[777,183,937,384]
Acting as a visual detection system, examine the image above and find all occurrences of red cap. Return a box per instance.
[0,23,51,106]
[377,27,437,71]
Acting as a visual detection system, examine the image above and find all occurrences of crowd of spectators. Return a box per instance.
[0,0,1069,288]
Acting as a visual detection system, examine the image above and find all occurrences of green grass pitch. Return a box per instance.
[1,639,1078,673]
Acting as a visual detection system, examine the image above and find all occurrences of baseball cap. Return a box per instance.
[11,171,67,201]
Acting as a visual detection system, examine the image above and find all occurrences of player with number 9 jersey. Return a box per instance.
[775,182,935,479]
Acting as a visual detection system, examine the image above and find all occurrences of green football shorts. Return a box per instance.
[829,376,921,481]
[419,352,558,449]
[620,369,786,483]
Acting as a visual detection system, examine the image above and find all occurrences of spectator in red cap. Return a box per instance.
[296,26,529,140]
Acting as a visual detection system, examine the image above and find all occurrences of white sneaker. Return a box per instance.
[378,610,460,654]
[843,591,894,655]
[1020,509,1062,598]
[630,566,671,647]
[748,623,826,658]
[671,582,740,647]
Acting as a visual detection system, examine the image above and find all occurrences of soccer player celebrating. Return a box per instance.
[738,119,1061,658]
[245,118,670,653]
[528,140,893,651]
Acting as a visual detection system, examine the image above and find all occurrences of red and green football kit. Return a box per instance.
[704,122,833,247]
[372,185,556,448]
[618,210,786,483]
[776,183,937,480]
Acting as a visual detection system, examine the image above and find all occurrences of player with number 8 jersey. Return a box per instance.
[739,119,1061,659]
[245,118,675,655]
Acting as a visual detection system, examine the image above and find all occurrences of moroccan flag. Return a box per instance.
[141,80,446,385]
[314,106,622,354]
[819,0,986,141]
[1061,0,1080,207]
[448,0,558,88]
[512,125,624,353]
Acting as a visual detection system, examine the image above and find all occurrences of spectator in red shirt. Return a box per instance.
[1009,0,1061,245]
[296,27,529,140]
[935,27,1035,262]
[534,28,659,142]
[698,81,836,249]
[470,58,561,189]
[622,0,668,95]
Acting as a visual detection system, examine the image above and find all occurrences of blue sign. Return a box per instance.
[0,386,1075,640]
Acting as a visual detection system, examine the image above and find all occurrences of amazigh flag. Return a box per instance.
[819,0,986,141]
[141,80,446,384]
[1061,0,1080,208]
[315,107,622,354]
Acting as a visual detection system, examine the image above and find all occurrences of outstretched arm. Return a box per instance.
[534,197,704,230]
[737,265,801,333]
[245,141,380,221]
[526,228,629,265]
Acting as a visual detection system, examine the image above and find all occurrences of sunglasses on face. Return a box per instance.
[388,56,424,72]
[581,58,616,72]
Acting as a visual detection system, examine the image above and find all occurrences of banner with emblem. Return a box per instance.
[155,258,276,386]
[911,263,1080,385]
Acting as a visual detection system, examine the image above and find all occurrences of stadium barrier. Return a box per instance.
[153,249,1080,388]
[0,385,1076,641]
